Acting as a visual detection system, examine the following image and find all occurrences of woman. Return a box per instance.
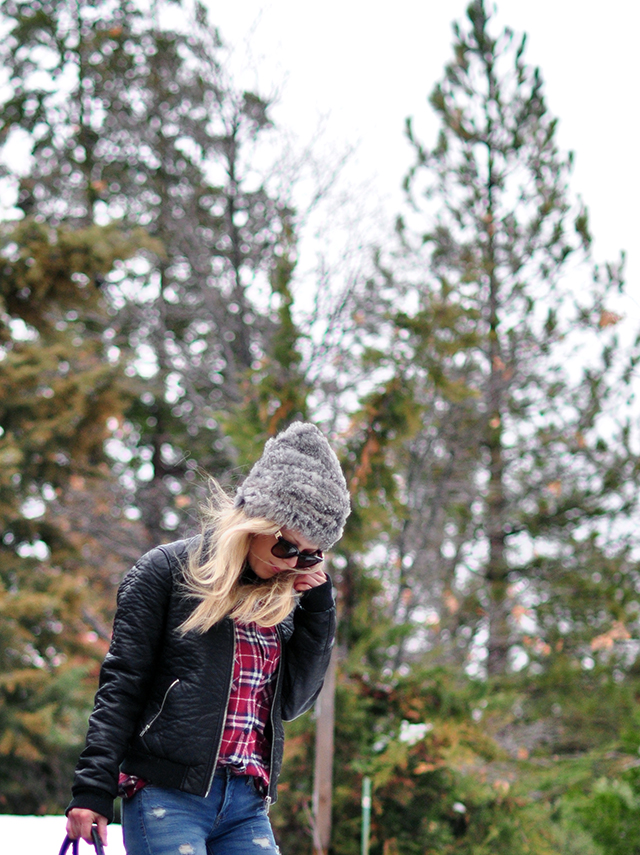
[65,422,350,855]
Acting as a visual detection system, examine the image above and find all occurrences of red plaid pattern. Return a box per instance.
[118,772,147,798]
[217,622,281,790]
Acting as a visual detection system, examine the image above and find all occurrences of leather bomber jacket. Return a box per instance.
[66,537,336,823]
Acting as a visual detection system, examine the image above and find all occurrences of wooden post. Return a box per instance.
[312,645,337,855]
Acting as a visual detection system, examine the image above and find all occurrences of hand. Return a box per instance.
[66,809,108,846]
[293,568,327,592]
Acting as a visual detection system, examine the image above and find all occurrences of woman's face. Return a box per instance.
[248,528,321,580]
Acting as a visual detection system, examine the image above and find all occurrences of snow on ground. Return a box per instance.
[0,815,126,855]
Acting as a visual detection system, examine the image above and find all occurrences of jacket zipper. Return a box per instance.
[139,678,179,737]
[204,622,236,798]
[264,624,284,812]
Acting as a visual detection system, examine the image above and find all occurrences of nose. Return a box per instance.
[281,554,299,568]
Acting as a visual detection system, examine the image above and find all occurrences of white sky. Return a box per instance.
[208,0,640,320]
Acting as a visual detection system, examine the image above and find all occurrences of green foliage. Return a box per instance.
[0,218,139,811]
[559,768,640,855]
[0,0,314,816]
[0,0,298,545]
[291,5,640,849]
[571,777,640,854]
[275,652,639,854]
[346,0,640,681]
[271,713,318,851]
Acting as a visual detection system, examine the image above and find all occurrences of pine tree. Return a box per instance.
[0,0,298,545]
[356,0,640,678]
[0,217,142,811]
[308,7,640,849]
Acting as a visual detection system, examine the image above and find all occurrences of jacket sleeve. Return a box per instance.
[280,577,336,721]
[66,546,175,823]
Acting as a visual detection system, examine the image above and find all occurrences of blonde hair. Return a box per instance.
[179,482,300,634]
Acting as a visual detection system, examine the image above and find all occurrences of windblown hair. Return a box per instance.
[179,481,299,634]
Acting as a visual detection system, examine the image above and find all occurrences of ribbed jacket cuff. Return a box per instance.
[299,576,334,612]
[66,788,115,824]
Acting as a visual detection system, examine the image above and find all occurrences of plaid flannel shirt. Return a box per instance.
[217,621,281,790]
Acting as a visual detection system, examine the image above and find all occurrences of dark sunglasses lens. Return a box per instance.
[271,536,323,568]
[271,537,299,559]
[295,552,323,569]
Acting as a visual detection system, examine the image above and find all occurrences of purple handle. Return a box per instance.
[58,827,104,855]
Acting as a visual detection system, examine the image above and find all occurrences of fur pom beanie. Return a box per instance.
[234,422,351,550]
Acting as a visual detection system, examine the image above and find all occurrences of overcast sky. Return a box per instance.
[208,0,640,319]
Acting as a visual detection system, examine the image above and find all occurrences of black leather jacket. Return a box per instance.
[67,537,336,822]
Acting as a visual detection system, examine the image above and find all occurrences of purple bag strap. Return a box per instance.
[58,827,105,855]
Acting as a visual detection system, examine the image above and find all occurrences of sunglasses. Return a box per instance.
[271,531,324,569]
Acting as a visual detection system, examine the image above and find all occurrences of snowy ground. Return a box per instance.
[0,815,126,855]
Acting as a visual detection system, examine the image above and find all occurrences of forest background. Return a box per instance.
[1,1,640,854]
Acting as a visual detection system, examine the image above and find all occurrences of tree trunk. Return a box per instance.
[312,646,337,855]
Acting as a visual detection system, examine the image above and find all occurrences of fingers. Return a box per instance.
[293,569,327,591]
[96,815,109,846]
[66,809,108,845]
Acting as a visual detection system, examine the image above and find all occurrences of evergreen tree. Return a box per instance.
[355,0,640,678]
[0,0,298,545]
[0,218,142,811]
[0,0,322,819]
[299,5,640,851]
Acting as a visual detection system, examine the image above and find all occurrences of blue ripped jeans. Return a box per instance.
[121,769,279,855]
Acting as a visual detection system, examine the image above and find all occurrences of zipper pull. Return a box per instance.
[139,679,179,737]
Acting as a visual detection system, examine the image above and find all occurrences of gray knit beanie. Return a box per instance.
[234,422,350,550]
